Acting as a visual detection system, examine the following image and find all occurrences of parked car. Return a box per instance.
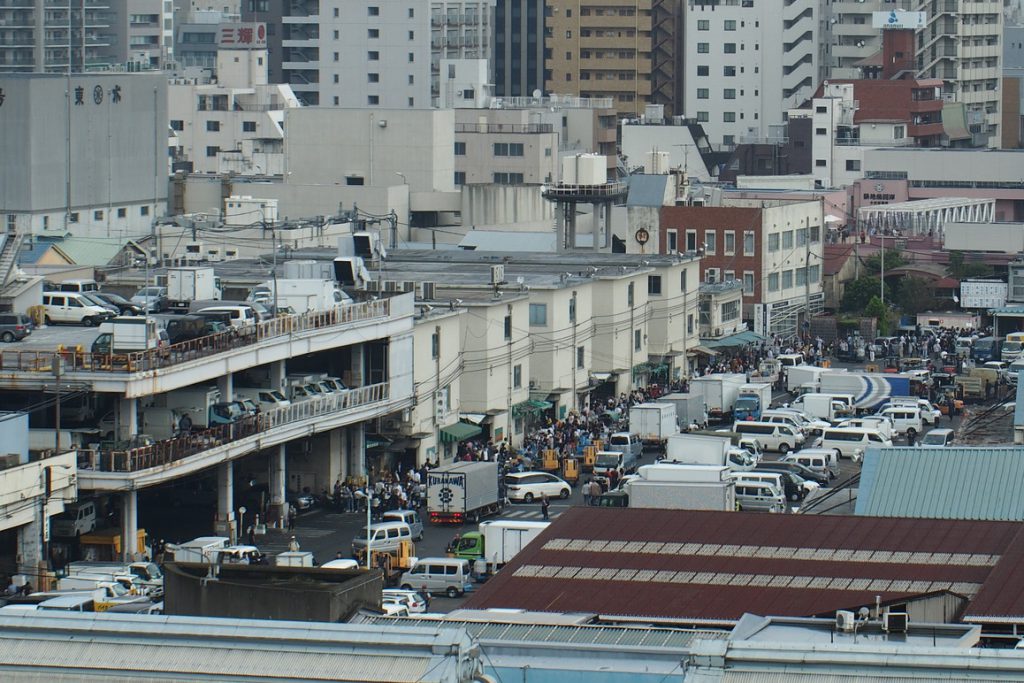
[91,292,144,316]
[504,472,571,503]
[131,286,168,313]
[0,313,32,342]
[41,292,116,326]
[382,588,428,613]
[920,428,955,447]
[79,292,120,315]
[288,491,316,512]
[755,461,830,488]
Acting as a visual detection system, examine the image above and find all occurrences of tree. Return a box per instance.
[894,277,938,316]
[864,295,891,335]
[841,276,888,312]
[948,250,965,277]
[864,249,905,274]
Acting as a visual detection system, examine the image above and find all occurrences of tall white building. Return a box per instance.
[278,0,493,107]
[823,0,914,79]
[682,0,819,147]
[915,0,1003,147]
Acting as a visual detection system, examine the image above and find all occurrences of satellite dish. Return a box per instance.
[532,89,542,99]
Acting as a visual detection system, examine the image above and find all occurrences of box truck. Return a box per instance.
[734,383,773,421]
[818,372,912,411]
[659,392,708,430]
[689,374,746,422]
[448,519,549,580]
[167,267,221,312]
[627,464,735,511]
[166,536,230,564]
[628,403,677,449]
[255,278,350,313]
[90,317,167,355]
[427,461,502,524]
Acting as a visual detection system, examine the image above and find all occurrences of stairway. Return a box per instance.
[0,231,24,287]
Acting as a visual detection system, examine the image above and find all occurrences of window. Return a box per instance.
[680,269,688,292]
[117,208,126,218]
[687,314,694,334]
[810,225,820,243]
[368,51,379,60]
[724,231,736,255]
[569,296,576,323]
[723,66,736,77]
[333,30,339,39]
[697,111,709,122]
[513,364,522,388]
[333,96,340,105]
[697,43,709,54]
[782,270,793,289]
[408,52,414,62]
[409,8,414,17]
[704,230,716,255]
[797,228,808,246]
[345,176,364,185]
[724,43,736,53]
[431,331,439,359]
[846,160,861,172]
[493,142,524,157]
[796,267,807,286]
[333,51,339,61]
[205,145,219,157]
[809,264,820,283]
[408,30,414,40]
[768,233,779,251]
[782,231,794,249]
[724,269,735,282]
[454,171,465,185]
[724,88,736,99]
[368,73,379,83]
[667,230,678,252]
[815,159,827,167]
[743,231,755,256]
[724,19,736,31]
[493,172,524,184]
[697,88,709,99]
[504,315,512,339]
[816,127,827,135]
[454,141,465,155]
[627,282,635,307]
[170,119,183,131]
[368,28,379,38]
[686,230,698,251]
[140,206,149,216]
[697,65,709,76]
[368,6,379,15]
[723,112,736,122]
[648,275,662,295]
[368,95,379,105]
[333,74,339,83]
[93,210,103,220]
[408,74,414,85]
[634,329,642,351]
[206,120,220,131]
[577,346,585,369]
[722,300,740,321]
[242,121,256,132]
[768,272,780,292]
[743,271,754,294]
[529,303,547,326]
[697,19,709,30]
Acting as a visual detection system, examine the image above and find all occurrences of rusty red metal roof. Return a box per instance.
[464,508,1024,622]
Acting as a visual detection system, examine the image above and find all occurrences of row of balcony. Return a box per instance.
[0,300,391,376]
[79,383,392,475]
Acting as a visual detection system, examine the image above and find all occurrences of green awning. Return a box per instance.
[700,331,766,349]
[512,399,552,417]
[439,421,483,443]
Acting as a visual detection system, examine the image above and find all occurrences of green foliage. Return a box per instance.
[894,277,938,316]
[864,249,905,274]
[864,296,891,335]
[841,277,888,313]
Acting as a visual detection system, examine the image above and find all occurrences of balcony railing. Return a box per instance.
[454,122,554,134]
[79,383,391,473]
[0,299,391,375]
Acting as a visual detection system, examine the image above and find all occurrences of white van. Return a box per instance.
[783,448,840,480]
[762,409,830,436]
[778,353,804,367]
[874,406,924,438]
[196,305,258,330]
[884,398,941,426]
[235,387,291,411]
[733,471,786,495]
[734,481,786,513]
[382,509,424,542]
[57,279,100,293]
[732,421,803,453]
[608,432,642,460]
[819,428,892,461]
[42,292,116,326]
[399,557,473,598]
[51,501,97,537]
[836,416,893,442]
[350,521,412,556]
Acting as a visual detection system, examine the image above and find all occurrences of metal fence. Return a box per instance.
[79,382,391,473]
[0,299,391,375]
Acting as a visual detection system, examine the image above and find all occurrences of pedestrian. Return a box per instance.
[288,535,300,552]
[540,493,550,520]
[246,524,256,546]
[420,585,431,610]
[907,429,917,447]
[287,504,296,531]
[582,479,592,507]
[589,478,602,505]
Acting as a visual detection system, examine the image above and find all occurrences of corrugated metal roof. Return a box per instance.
[464,508,1024,622]
[856,447,1024,521]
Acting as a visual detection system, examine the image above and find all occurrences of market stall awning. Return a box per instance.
[590,372,614,382]
[439,421,483,443]
[700,331,766,349]
[688,345,718,356]
[460,413,487,425]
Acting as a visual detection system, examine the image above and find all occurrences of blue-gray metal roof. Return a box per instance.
[626,174,670,207]
[856,447,1024,520]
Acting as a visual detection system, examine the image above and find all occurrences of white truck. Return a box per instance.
[426,461,502,524]
[659,392,708,430]
[167,267,222,313]
[628,403,677,450]
[256,278,349,313]
[91,317,167,355]
[689,373,746,422]
[734,383,773,422]
[451,520,550,580]
[785,365,837,393]
[65,561,163,597]
[627,463,736,511]
[792,393,854,422]
[166,536,230,564]
[664,433,755,472]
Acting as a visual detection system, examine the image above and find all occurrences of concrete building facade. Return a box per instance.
[493,0,545,98]
[0,0,113,73]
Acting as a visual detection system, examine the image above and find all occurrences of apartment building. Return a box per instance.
[173,0,241,69]
[453,110,560,185]
[699,280,745,340]
[0,72,168,239]
[168,46,301,176]
[915,0,1003,147]
[107,0,175,69]
[682,0,819,148]
[823,0,914,79]
[544,0,654,117]
[243,0,492,107]
[0,0,113,72]
[660,201,825,338]
[493,0,545,97]
[406,307,467,463]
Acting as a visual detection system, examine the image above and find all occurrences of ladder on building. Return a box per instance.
[0,231,24,287]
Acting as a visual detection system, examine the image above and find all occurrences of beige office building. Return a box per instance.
[544,0,653,117]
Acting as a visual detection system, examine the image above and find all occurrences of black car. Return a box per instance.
[755,461,830,488]
[91,292,143,316]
